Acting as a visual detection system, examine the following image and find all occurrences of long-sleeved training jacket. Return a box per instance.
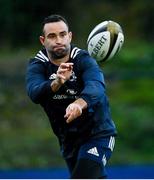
[26,46,117,158]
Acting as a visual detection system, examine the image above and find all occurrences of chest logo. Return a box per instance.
[70,71,77,82]
[49,73,57,80]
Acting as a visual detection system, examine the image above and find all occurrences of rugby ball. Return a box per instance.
[87,20,124,62]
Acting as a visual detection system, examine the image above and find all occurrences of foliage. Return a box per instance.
[0,0,153,47]
[0,0,153,169]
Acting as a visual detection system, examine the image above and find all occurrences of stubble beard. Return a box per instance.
[49,45,70,60]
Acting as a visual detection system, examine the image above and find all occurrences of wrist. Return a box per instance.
[55,77,66,85]
[50,78,64,92]
[72,103,82,114]
[73,98,88,110]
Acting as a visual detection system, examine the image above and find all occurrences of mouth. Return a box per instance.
[54,45,65,50]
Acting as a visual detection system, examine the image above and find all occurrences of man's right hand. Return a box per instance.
[56,62,73,84]
[51,62,73,92]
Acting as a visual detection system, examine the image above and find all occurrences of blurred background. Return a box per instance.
[0,0,154,178]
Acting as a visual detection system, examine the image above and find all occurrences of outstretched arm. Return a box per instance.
[64,54,105,123]
[26,61,73,103]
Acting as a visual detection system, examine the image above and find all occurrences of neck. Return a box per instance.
[49,53,70,65]
[47,51,69,65]
[46,46,71,65]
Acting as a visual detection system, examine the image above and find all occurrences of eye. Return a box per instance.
[60,32,67,38]
[47,33,56,39]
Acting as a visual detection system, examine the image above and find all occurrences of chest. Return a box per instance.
[45,62,83,97]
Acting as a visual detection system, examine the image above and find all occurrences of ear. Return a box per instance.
[39,36,45,46]
[69,32,72,42]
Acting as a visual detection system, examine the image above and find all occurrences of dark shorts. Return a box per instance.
[65,136,115,178]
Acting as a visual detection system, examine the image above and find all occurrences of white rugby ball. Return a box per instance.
[87,20,124,62]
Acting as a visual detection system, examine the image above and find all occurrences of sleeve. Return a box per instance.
[26,59,53,104]
[78,53,106,108]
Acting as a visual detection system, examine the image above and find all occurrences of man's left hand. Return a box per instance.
[64,103,82,123]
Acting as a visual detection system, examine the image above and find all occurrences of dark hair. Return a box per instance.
[42,14,69,34]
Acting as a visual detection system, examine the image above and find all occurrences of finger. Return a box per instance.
[60,63,73,68]
[64,114,67,118]
[56,74,66,80]
[68,65,73,71]
[62,62,73,66]
[65,106,73,117]
[64,109,70,118]
[66,114,74,123]
[57,68,70,73]
[65,109,79,123]
[64,111,72,122]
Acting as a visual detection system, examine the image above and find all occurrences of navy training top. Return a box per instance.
[26,46,117,158]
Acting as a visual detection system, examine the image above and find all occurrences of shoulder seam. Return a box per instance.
[35,50,49,62]
[70,47,81,59]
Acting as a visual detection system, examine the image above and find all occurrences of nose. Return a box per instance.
[56,36,62,44]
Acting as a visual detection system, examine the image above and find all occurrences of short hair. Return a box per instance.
[42,14,69,34]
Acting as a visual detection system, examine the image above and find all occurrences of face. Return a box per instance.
[40,21,72,60]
